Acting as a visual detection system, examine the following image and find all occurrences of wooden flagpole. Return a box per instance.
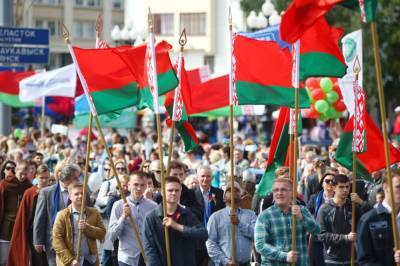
[148,9,172,266]
[370,21,400,263]
[350,56,361,266]
[76,112,93,261]
[61,20,147,263]
[75,15,102,261]
[290,40,300,266]
[166,29,187,176]
[228,7,237,264]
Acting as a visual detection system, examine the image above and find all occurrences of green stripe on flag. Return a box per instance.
[138,69,179,110]
[334,131,371,181]
[0,93,34,107]
[73,108,137,129]
[90,82,138,115]
[236,81,310,108]
[340,0,377,22]
[256,123,290,197]
[190,106,243,117]
[300,52,347,80]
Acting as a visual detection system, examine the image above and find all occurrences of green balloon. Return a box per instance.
[326,106,336,118]
[315,99,329,113]
[320,77,333,92]
[326,91,339,103]
[14,128,23,139]
[319,113,328,121]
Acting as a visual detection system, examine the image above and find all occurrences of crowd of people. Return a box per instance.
[0,123,400,266]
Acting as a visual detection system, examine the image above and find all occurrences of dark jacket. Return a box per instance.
[194,186,225,224]
[317,198,370,263]
[143,204,208,266]
[357,203,395,266]
[153,184,202,220]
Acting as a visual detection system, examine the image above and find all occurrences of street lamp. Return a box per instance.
[111,23,145,46]
[247,0,281,30]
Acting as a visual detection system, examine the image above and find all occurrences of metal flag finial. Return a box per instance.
[60,21,70,44]
[179,29,187,48]
[95,14,103,37]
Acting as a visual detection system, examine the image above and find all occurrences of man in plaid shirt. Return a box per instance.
[255,178,320,265]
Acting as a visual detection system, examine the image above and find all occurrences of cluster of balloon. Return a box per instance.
[305,77,347,121]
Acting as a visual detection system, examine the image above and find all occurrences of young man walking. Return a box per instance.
[143,176,208,266]
[52,182,105,266]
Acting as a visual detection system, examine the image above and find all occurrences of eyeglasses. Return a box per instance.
[324,179,334,184]
[116,167,126,172]
[5,166,15,171]
[104,168,111,172]
[272,188,289,193]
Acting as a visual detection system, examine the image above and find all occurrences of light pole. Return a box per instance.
[246,0,281,31]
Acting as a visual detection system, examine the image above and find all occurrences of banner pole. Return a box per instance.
[370,21,399,262]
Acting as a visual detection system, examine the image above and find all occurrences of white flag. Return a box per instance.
[338,30,363,116]
[19,64,77,102]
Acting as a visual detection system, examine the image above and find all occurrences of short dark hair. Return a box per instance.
[333,174,350,185]
[34,152,44,158]
[170,160,186,171]
[130,171,147,180]
[164,176,181,185]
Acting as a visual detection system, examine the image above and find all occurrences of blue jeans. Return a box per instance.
[101,249,113,266]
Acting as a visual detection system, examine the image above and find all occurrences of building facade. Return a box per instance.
[15,0,124,68]
[121,0,245,76]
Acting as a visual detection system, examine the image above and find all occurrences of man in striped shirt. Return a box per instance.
[255,178,320,265]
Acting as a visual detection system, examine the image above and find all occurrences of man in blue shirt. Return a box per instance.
[255,177,320,266]
[207,182,257,266]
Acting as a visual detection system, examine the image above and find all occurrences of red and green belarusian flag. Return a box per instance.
[280,0,377,43]
[0,71,35,107]
[233,34,310,108]
[300,16,347,80]
[164,54,199,152]
[335,113,400,180]
[71,46,139,115]
[114,41,178,110]
[256,107,294,197]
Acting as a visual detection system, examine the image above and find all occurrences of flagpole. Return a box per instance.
[228,7,237,264]
[148,9,172,266]
[166,29,187,176]
[61,21,148,264]
[76,112,93,261]
[350,56,361,266]
[76,15,100,262]
[350,151,357,266]
[290,40,300,266]
[370,21,400,262]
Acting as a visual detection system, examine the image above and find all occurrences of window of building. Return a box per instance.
[36,0,62,4]
[74,20,95,39]
[180,13,206,36]
[75,0,101,7]
[204,55,214,74]
[47,21,57,36]
[74,21,84,39]
[35,19,45,28]
[112,0,122,9]
[154,13,174,36]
